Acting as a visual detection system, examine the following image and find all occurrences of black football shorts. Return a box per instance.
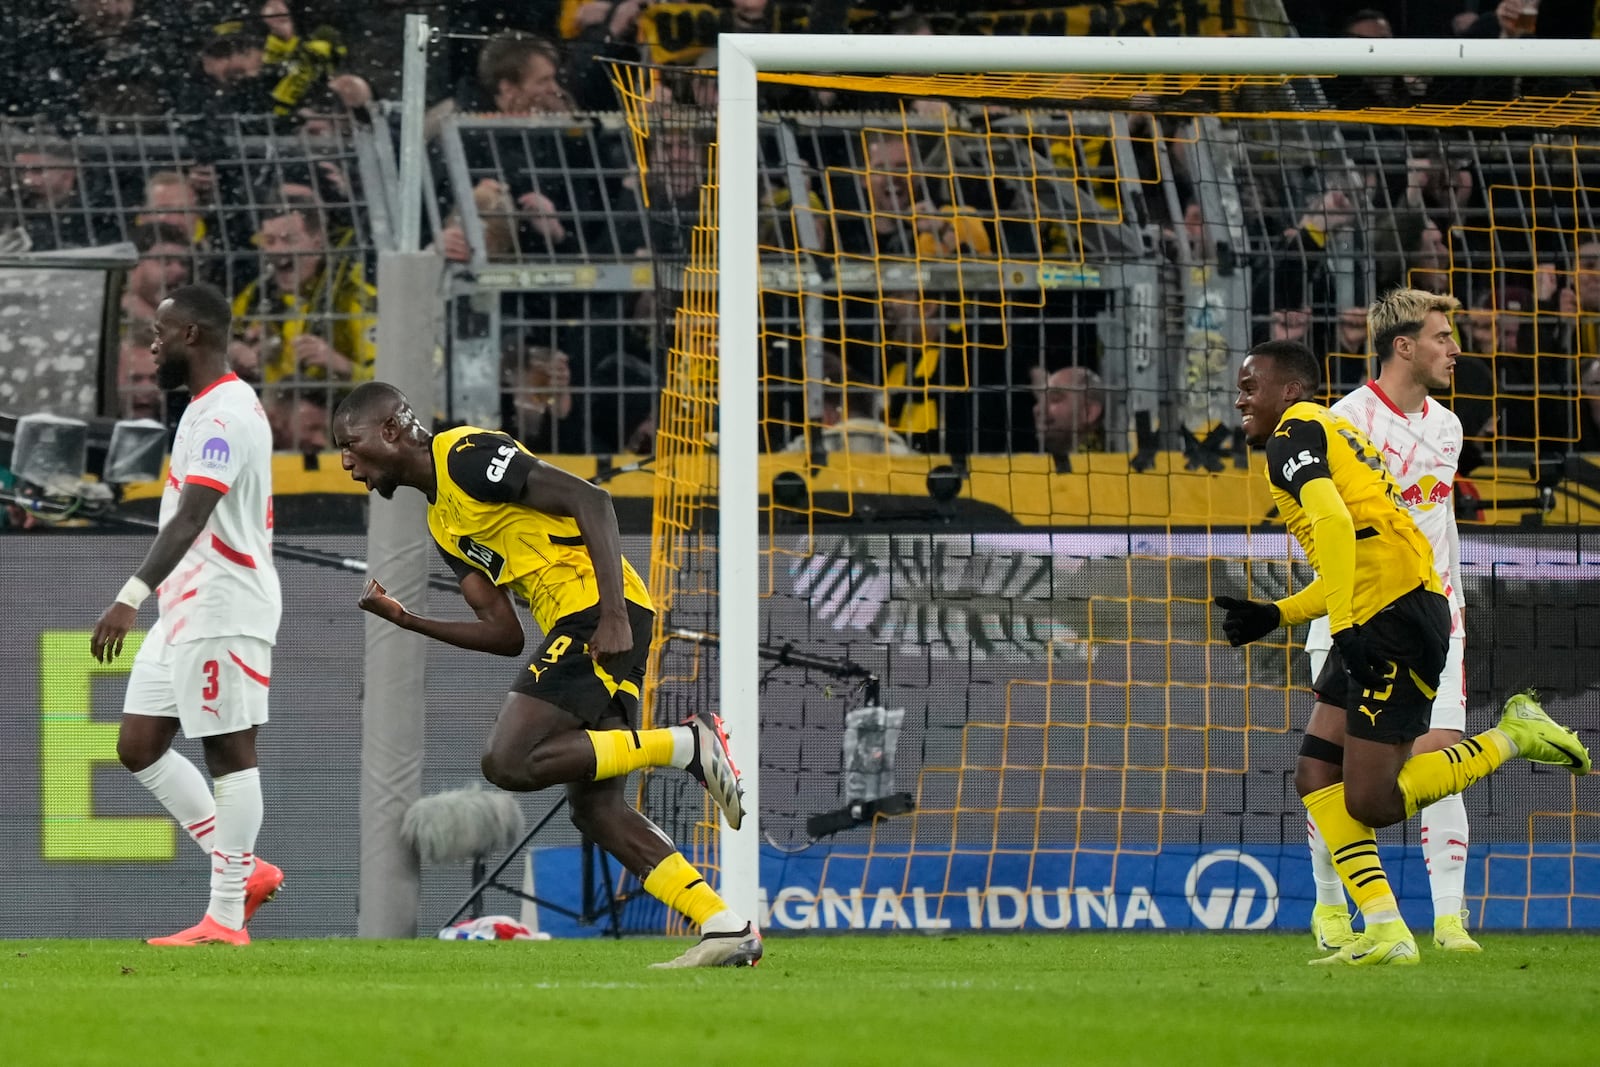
[510,599,655,728]
[1312,584,1450,744]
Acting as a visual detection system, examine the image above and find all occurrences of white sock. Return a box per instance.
[1307,816,1347,909]
[1421,792,1469,922]
[131,749,218,852]
[700,908,747,935]
[669,726,696,770]
[207,768,263,930]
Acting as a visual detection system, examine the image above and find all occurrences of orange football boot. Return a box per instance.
[244,860,285,923]
[147,915,250,946]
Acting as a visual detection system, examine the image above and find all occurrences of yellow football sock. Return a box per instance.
[1396,730,1514,818]
[1303,782,1399,923]
[643,852,727,928]
[587,728,676,781]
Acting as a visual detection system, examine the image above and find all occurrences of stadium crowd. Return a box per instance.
[3,0,1600,469]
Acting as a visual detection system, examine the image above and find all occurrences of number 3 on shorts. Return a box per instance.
[201,659,220,700]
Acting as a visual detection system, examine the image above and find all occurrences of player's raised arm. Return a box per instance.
[357,566,524,657]
[513,457,633,662]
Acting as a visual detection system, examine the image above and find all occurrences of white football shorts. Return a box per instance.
[1307,633,1465,734]
[123,634,272,739]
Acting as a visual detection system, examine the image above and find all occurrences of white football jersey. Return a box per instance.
[152,373,281,645]
[1306,381,1463,651]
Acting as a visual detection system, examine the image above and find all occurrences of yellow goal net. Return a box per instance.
[614,36,1600,934]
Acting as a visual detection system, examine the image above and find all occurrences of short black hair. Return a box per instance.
[334,381,408,425]
[164,283,232,338]
[1248,339,1321,395]
[1341,8,1391,32]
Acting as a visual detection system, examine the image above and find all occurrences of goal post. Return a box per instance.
[713,34,1600,924]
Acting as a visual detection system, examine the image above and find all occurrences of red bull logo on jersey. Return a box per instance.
[1399,475,1452,511]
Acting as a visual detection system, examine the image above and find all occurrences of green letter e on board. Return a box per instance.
[39,630,175,861]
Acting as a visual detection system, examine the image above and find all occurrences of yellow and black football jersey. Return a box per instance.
[1265,401,1441,627]
[428,426,653,632]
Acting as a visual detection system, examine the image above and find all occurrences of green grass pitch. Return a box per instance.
[3,934,1599,1066]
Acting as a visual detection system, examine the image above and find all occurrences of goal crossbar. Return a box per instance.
[712,33,1600,921]
[719,34,1600,77]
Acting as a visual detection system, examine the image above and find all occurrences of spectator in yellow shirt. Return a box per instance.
[231,190,376,386]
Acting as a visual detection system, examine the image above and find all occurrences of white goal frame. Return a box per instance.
[712,33,1600,920]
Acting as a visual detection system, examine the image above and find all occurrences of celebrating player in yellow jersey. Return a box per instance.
[1216,339,1590,967]
[332,382,761,968]
[1304,289,1477,954]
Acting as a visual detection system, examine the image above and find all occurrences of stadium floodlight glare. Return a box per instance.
[712,32,1600,920]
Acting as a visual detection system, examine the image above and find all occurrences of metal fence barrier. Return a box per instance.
[3,109,1597,463]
